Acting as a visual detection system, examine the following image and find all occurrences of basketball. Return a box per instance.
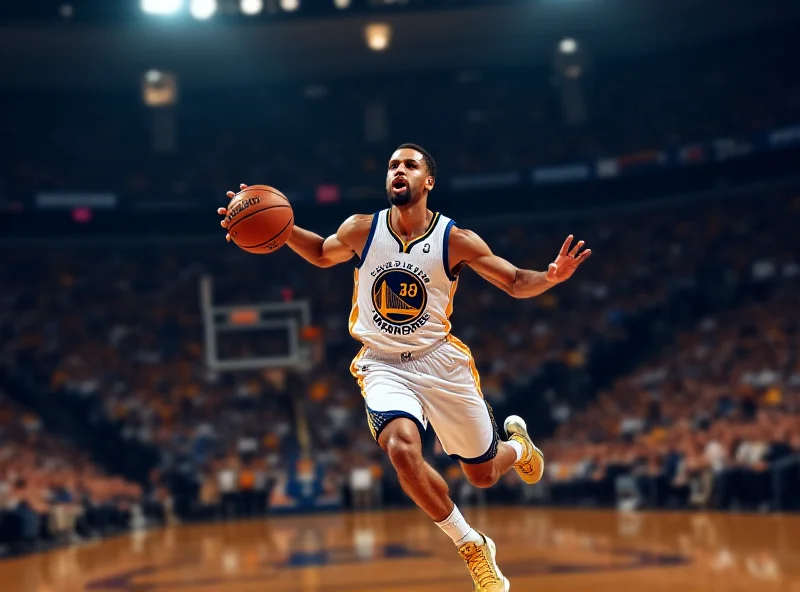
[226,185,294,254]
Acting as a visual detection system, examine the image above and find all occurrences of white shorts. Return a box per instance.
[350,336,500,464]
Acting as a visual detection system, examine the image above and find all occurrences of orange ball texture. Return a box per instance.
[226,185,294,254]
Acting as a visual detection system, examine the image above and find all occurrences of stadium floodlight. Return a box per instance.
[240,0,263,15]
[333,0,351,8]
[559,38,578,55]
[190,0,217,19]
[279,0,299,11]
[365,23,392,52]
[141,0,183,15]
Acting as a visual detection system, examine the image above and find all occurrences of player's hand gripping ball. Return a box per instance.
[219,184,294,254]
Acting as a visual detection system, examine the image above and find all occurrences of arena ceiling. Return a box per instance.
[0,0,798,90]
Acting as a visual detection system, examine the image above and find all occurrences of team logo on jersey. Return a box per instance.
[423,243,431,253]
[370,268,430,335]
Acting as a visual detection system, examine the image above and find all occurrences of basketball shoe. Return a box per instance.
[458,532,510,591]
[504,415,544,484]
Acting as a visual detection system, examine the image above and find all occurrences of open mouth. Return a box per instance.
[392,179,408,192]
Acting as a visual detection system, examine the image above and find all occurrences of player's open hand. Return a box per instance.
[545,235,591,283]
[217,183,249,241]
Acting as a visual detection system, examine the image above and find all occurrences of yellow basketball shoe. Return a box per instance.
[458,532,510,592]
[504,415,544,484]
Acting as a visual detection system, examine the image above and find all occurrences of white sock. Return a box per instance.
[507,438,524,462]
[436,505,483,546]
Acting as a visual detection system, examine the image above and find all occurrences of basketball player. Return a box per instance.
[217,144,590,591]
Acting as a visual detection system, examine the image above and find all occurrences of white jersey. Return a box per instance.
[349,209,458,354]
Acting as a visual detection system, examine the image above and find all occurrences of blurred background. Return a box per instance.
[1,0,800,561]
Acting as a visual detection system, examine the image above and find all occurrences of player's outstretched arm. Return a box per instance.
[217,184,371,268]
[285,214,373,268]
[448,227,591,299]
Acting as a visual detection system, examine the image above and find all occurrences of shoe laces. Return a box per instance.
[460,543,500,588]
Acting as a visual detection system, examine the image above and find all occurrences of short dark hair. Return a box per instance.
[397,143,437,180]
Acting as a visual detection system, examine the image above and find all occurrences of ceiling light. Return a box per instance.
[559,38,578,55]
[240,0,263,14]
[365,23,392,52]
[141,0,183,15]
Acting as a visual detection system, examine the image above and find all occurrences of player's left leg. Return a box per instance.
[427,337,544,489]
[459,414,545,488]
[454,393,544,489]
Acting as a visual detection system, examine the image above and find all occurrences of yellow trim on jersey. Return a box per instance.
[443,278,459,335]
[446,334,484,399]
[348,269,360,340]
[350,348,373,435]
[386,210,441,253]
[365,409,377,439]
[350,347,368,399]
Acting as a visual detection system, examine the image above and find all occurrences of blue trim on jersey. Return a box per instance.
[366,407,426,443]
[442,218,458,281]
[448,432,500,464]
[354,212,381,269]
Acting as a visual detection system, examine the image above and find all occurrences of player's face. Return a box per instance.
[386,149,434,206]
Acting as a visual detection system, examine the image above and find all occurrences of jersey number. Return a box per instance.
[399,283,418,298]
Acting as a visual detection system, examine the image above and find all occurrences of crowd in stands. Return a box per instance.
[545,284,800,512]
[0,31,798,200]
[0,394,144,554]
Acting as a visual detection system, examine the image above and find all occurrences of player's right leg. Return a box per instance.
[376,418,454,522]
[377,418,510,592]
[353,357,457,521]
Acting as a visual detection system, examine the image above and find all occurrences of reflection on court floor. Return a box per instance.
[0,508,798,592]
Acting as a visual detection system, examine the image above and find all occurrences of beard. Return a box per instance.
[387,185,412,206]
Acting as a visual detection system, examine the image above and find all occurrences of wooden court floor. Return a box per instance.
[2,508,799,592]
